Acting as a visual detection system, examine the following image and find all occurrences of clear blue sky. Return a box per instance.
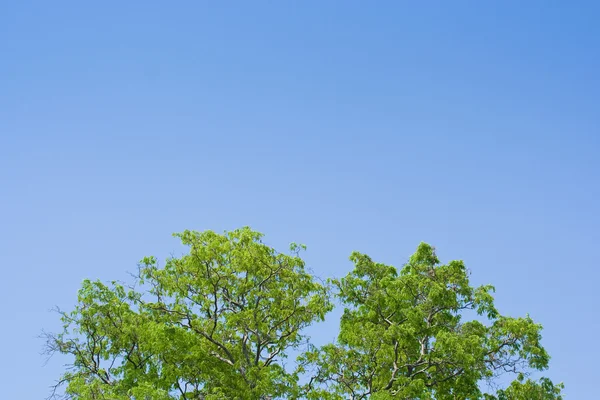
[1,1,598,397]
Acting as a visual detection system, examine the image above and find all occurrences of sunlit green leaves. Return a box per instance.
[46,232,562,399]
[300,242,562,399]
[47,227,332,399]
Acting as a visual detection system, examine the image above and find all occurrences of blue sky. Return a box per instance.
[1,1,598,397]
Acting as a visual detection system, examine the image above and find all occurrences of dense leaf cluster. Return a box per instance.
[46,228,562,399]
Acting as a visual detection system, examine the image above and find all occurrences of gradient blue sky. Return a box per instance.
[1,1,598,397]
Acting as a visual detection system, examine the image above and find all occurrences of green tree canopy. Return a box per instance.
[45,227,563,399]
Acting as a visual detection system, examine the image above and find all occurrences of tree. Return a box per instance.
[296,244,563,400]
[45,228,563,399]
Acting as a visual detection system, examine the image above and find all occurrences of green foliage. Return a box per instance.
[484,375,564,400]
[45,230,562,399]
[297,243,561,399]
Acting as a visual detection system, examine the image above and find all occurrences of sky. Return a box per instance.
[1,1,598,397]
